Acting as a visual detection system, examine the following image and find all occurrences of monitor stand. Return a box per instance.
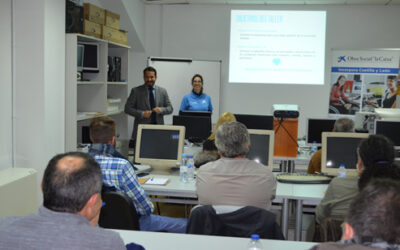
[149,163,175,175]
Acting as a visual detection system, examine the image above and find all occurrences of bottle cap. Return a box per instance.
[251,234,260,240]
[182,153,187,157]
[339,164,345,168]
[188,155,193,159]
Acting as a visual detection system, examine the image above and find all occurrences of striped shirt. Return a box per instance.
[89,143,154,216]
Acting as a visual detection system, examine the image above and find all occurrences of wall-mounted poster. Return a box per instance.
[329,50,400,115]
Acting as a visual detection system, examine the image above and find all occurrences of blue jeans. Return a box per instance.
[138,214,187,233]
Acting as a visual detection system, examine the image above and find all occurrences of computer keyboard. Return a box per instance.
[277,173,332,184]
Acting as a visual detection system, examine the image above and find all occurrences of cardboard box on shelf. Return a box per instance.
[83,19,102,39]
[83,3,105,25]
[103,25,128,45]
[105,10,120,30]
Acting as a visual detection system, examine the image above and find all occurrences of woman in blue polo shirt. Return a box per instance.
[180,74,213,112]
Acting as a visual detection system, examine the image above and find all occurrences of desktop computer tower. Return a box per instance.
[114,57,121,82]
[108,56,115,82]
[65,0,83,33]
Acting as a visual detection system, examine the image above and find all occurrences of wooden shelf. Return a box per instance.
[107,81,127,85]
[78,81,105,85]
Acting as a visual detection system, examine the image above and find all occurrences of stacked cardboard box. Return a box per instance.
[83,3,128,45]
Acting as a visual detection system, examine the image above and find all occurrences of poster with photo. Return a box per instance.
[329,50,400,116]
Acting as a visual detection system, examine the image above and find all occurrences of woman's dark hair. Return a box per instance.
[191,74,203,85]
[357,134,398,190]
[333,75,346,90]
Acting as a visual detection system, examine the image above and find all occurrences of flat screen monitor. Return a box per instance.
[135,124,185,174]
[374,120,400,149]
[79,42,99,72]
[179,110,212,118]
[172,115,211,143]
[77,44,84,72]
[234,114,274,130]
[321,132,369,177]
[306,118,336,145]
[247,129,274,171]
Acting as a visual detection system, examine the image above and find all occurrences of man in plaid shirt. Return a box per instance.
[88,117,187,233]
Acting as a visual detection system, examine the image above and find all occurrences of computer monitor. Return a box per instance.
[135,124,185,174]
[79,42,99,72]
[77,44,84,72]
[234,114,274,130]
[306,118,336,145]
[179,110,212,118]
[321,132,369,177]
[247,129,274,171]
[374,120,400,149]
[172,115,211,143]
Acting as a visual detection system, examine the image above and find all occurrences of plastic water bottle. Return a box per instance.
[180,153,188,183]
[338,164,347,178]
[187,155,195,182]
[247,234,263,250]
[311,141,318,154]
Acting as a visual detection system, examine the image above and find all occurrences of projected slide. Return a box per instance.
[229,10,326,85]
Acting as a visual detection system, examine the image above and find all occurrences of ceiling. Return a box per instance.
[142,0,400,5]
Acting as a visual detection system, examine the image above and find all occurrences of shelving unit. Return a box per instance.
[65,34,130,151]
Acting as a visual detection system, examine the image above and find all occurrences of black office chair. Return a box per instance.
[186,205,285,240]
[99,191,140,230]
[313,216,344,242]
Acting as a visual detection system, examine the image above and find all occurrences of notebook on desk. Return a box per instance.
[138,177,170,186]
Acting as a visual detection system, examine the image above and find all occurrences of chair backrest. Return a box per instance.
[313,216,344,242]
[186,205,284,240]
[99,191,140,230]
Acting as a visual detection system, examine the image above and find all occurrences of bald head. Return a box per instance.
[333,118,354,132]
[42,152,102,213]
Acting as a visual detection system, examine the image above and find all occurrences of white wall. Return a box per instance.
[0,0,13,171]
[144,4,400,136]
[13,0,65,204]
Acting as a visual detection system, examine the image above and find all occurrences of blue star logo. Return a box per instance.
[338,56,346,63]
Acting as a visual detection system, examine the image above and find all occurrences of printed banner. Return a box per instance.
[329,50,400,115]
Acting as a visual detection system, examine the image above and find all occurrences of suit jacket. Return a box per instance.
[186,205,284,240]
[124,84,173,140]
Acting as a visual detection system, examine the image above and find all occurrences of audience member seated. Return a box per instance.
[357,135,400,190]
[313,134,399,240]
[196,122,276,210]
[0,152,127,249]
[311,179,400,249]
[88,116,187,233]
[194,112,236,167]
[308,118,355,174]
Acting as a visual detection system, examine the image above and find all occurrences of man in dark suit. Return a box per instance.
[125,66,173,146]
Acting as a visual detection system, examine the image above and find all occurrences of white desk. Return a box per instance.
[142,173,328,241]
[114,229,317,250]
